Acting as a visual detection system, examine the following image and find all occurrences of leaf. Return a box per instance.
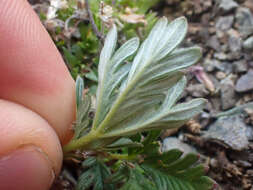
[164,153,199,173]
[144,149,183,166]
[93,25,140,129]
[141,154,214,190]
[143,151,214,189]
[63,47,80,67]
[64,17,206,154]
[106,164,130,184]
[85,69,98,82]
[119,168,156,190]
[215,101,253,117]
[142,165,214,190]
[77,158,115,190]
[105,138,143,150]
[76,75,84,109]
[76,168,94,190]
[82,157,97,168]
[110,151,215,190]
[92,17,204,139]
[74,95,91,139]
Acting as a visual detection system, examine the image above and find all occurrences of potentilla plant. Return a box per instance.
[63,16,217,190]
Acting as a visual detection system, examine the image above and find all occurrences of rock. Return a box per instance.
[216,61,233,73]
[220,77,237,110]
[226,51,242,60]
[216,71,227,80]
[228,33,242,52]
[218,0,238,13]
[235,69,253,92]
[186,84,209,97]
[233,60,248,73]
[207,35,221,51]
[203,59,216,72]
[216,16,234,31]
[203,115,249,151]
[235,7,253,37]
[246,126,253,141]
[243,36,253,50]
[162,137,196,155]
[216,30,227,42]
[234,160,252,168]
[214,52,228,60]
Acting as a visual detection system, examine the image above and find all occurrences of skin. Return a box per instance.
[0,1,76,189]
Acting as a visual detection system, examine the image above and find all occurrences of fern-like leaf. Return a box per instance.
[77,158,115,190]
[109,152,214,190]
[142,164,214,190]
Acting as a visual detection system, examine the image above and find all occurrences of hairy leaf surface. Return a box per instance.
[92,17,204,138]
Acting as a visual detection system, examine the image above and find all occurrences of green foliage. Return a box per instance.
[119,167,156,190]
[76,75,85,109]
[76,133,215,190]
[118,132,213,190]
[76,157,115,190]
[50,0,158,89]
[63,16,205,153]
[64,15,215,190]
[92,17,204,138]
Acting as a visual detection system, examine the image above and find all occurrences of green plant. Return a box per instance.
[64,17,216,190]
[45,0,158,93]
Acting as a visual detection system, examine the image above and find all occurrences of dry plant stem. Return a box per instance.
[85,0,104,41]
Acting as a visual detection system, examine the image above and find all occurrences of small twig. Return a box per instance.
[85,0,104,42]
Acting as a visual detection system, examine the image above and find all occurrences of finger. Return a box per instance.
[0,0,75,144]
[0,99,62,190]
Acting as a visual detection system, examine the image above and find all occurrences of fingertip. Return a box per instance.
[0,146,55,190]
[0,99,62,174]
[0,0,76,143]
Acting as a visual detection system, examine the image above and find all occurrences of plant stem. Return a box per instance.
[63,130,100,153]
[85,0,104,42]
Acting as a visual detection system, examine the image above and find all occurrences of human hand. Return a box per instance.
[0,1,76,189]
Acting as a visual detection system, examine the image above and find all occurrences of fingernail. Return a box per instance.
[0,146,55,190]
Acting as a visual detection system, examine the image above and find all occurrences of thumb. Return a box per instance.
[0,100,62,190]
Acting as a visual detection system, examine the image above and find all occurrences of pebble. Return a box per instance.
[203,115,249,151]
[215,61,233,74]
[216,15,234,31]
[203,59,216,72]
[228,34,242,52]
[235,7,253,37]
[220,77,237,110]
[235,69,253,92]
[243,36,253,50]
[186,84,209,97]
[162,137,196,155]
[207,35,221,51]
[214,52,228,60]
[246,126,253,141]
[226,51,242,60]
[233,60,248,73]
[218,0,238,13]
[216,71,227,80]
